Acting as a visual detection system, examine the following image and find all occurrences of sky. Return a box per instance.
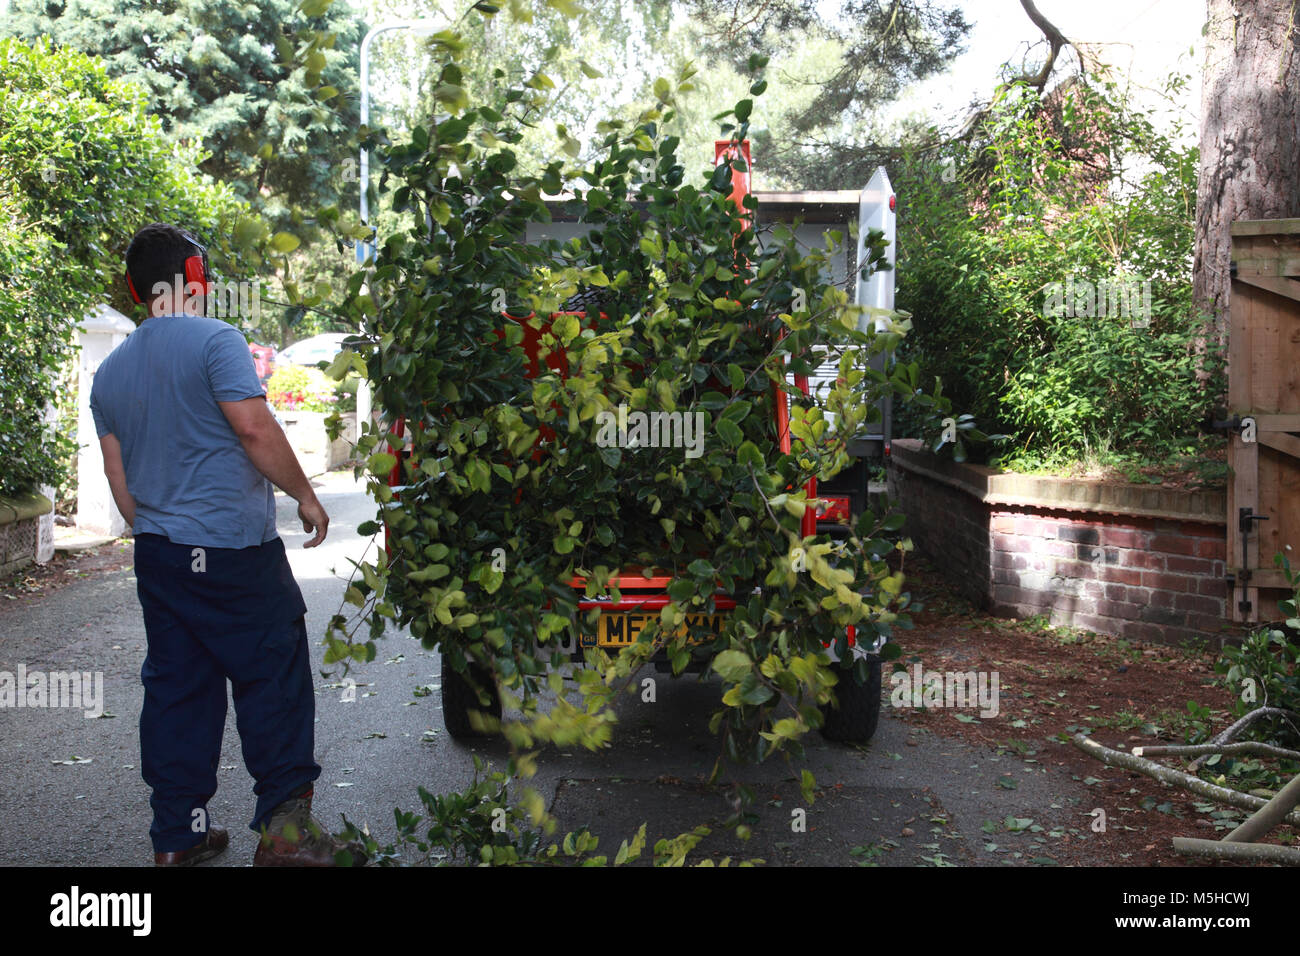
[886,0,1205,140]
[0,0,1208,140]
[350,0,1209,150]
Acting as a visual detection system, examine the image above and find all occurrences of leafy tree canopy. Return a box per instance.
[356,0,968,190]
[680,0,971,187]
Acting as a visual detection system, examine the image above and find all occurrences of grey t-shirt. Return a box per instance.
[90,314,277,548]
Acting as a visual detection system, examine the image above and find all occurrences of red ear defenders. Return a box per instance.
[126,231,212,305]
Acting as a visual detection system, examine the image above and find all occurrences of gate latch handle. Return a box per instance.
[1239,508,1270,534]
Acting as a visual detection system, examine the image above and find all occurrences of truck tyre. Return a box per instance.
[820,656,883,743]
[441,651,502,740]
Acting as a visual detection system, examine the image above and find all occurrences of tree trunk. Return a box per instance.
[1193,0,1300,353]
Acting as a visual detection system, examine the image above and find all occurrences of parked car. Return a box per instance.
[276,332,350,368]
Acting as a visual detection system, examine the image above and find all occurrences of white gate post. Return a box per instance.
[75,304,136,537]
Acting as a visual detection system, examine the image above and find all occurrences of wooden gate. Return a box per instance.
[1227,219,1300,622]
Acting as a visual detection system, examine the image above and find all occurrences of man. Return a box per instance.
[92,222,360,866]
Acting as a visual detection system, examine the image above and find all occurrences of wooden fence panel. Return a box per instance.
[1227,220,1300,622]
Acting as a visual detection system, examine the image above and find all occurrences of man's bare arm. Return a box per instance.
[99,433,136,527]
[218,397,329,547]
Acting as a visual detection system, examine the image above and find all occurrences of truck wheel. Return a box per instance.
[441,651,502,740]
[820,657,883,743]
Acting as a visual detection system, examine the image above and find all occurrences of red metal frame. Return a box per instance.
[729,139,817,541]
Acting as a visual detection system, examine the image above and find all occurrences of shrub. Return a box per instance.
[0,196,78,498]
[893,70,1222,471]
[1216,553,1300,749]
[266,364,336,413]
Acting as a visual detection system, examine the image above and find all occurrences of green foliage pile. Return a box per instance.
[333,754,730,866]
[1180,552,1300,798]
[321,26,940,799]
[0,37,253,500]
[893,72,1222,474]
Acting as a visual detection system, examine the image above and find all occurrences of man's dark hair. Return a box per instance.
[125,223,205,301]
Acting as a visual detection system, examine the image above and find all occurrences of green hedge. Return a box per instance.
[0,37,260,500]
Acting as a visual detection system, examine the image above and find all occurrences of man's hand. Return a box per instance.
[298,496,329,548]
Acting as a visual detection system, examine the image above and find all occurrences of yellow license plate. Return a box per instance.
[594,611,727,648]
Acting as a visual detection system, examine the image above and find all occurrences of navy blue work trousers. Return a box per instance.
[133,532,320,853]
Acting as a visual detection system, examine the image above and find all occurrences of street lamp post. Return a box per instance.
[354,19,441,431]
[358,19,442,264]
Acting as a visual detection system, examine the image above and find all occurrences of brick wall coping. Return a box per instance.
[889,440,1225,525]
[0,492,52,528]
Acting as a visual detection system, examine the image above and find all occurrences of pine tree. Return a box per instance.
[2,0,364,231]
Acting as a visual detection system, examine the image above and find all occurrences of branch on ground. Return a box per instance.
[1188,706,1300,772]
[1071,733,1300,827]
[1135,740,1300,763]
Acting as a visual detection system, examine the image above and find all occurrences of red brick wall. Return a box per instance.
[889,463,1232,646]
[888,460,991,609]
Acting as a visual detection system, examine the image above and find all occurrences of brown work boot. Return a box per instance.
[252,789,367,867]
[155,823,229,866]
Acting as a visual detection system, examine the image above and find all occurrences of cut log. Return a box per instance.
[1172,837,1300,865]
[1224,772,1300,844]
